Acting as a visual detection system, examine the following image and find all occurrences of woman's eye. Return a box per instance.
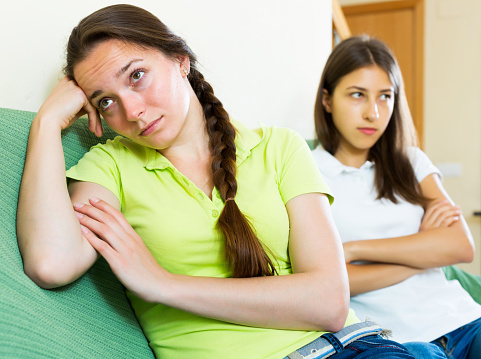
[351,92,363,98]
[99,98,113,110]
[132,70,145,83]
[380,93,392,100]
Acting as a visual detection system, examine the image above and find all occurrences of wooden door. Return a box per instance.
[342,0,425,145]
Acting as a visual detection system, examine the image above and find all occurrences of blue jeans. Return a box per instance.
[403,342,448,358]
[286,334,415,358]
[320,334,414,358]
[431,317,481,359]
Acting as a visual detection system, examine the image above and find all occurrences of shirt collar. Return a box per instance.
[313,145,374,176]
[136,119,264,170]
[231,118,265,166]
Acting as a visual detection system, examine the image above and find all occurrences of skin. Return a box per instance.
[322,65,475,296]
[17,39,349,332]
[322,65,395,168]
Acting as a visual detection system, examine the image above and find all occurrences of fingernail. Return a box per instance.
[453,216,459,220]
[80,225,89,234]
[90,197,100,203]
[73,202,84,208]
[75,211,83,219]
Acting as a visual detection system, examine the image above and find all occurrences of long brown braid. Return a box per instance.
[65,4,277,277]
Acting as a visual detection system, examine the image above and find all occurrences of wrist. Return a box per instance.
[31,113,64,136]
[147,269,177,305]
[343,240,359,263]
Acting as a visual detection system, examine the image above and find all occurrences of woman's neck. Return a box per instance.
[334,146,369,169]
[159,94,214,198]
[159,93,210,162]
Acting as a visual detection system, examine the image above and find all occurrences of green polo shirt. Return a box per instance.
[66,120,359,358]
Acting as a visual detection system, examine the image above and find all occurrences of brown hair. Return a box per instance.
[314,35,426,205]
[65,4,277,277]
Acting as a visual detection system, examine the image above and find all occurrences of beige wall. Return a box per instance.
[0,0,332,139]
[339,0,481,274]
[424,0,481,274]
[339,0,397,5]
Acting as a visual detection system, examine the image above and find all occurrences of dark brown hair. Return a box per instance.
[65,4,277,277]
[314,35,426,205]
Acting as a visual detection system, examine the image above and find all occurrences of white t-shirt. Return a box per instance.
[312,146,481,343]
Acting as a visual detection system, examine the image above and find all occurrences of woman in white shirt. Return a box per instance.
[312,35,481,359]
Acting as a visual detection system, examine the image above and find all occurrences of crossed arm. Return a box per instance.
[71,190,349,331]
[344,174,475,296]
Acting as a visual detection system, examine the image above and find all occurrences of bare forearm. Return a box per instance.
[17,117,95,287]
[346,222,474,269]
[160,194,349,332]
[347,263,423,296]
[159,270,349,332]
[77,192,350,332]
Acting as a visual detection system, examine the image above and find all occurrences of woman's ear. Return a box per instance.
[322,89,332,113]
[176,55,190,77]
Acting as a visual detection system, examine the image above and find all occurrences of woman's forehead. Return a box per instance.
[338,65,393,90]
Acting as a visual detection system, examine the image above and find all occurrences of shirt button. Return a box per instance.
[197,192,204,200]
[212,210,219,217]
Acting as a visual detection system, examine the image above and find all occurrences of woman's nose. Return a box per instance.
[123,93,146,121]
[363,99,380,121]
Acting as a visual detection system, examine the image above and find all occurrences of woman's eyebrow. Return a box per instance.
[346,86,366,91]
[89,59,144,102]
[116,58,143,78]
[345,86,394,92]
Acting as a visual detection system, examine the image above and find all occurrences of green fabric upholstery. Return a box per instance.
[0,108,154,358]
[443,265,481,305]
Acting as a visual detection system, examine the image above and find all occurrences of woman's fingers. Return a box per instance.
[420,200,460,231]
[88,197,139,237]
[74,200,164,302]
[84,102,103,137]
[36,76,103,134]
[80,224,117,261]
[75,207,123,252]
[73,200,139,254]
[74,198,133,236]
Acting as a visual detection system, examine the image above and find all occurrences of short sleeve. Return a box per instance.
[273,129,333,204]
[407,147,442,183]
[66,138,123,203]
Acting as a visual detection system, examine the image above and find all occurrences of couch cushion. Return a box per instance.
[0,108,154,358]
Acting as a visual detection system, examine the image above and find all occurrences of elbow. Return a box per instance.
[23,255,75,289]
[453,230,475,264]
[311,287,350,333]
[326,293,350,333]
[429,230,476,267]
[323,310,349,333]
[459,240,475,264]
[453,222,476,264]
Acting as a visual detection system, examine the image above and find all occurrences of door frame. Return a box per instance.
[342,0,425,145]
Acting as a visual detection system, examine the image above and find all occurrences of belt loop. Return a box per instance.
[285,321,382,359]
[321,333,343,353]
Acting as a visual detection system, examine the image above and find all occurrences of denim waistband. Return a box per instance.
[286,321,382,359]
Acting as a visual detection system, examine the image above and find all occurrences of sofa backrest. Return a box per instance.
[0,108,154,358]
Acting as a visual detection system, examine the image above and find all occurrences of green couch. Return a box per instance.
[1,107,480,358]
[1,108,154,358]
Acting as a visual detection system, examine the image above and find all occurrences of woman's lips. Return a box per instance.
[140,118,162,136]
[358,127,377,135]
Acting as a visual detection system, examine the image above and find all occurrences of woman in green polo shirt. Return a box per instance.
[17,4,415,358]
